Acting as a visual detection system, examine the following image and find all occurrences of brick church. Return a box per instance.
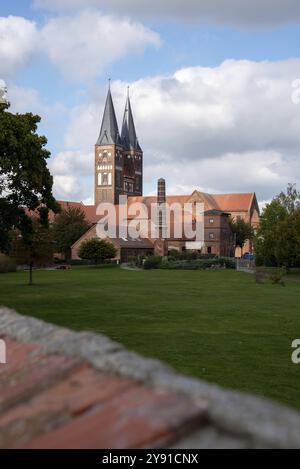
[59,86,260,262]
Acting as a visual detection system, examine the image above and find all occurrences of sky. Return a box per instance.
[1,1,300,205]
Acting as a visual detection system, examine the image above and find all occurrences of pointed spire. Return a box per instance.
[96,81,121,146]
[121,88,142,151]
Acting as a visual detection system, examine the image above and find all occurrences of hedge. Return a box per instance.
[160,257,236,270]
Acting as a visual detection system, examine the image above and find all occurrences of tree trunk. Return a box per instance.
[29,262,33,286]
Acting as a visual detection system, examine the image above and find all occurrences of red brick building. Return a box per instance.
[57,86,260,261]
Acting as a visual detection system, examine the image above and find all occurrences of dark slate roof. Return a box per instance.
[204,209,229,216]
[96,88,122,146]
[121,94,142,152]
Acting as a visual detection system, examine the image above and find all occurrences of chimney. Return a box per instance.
[157,178,166,205]
[157,178,166,239]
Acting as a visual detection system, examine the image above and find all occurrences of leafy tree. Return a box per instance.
[254,200,288,266]
[11,220,54,285]
[229,217,254,256]
[276,208,300,267]
[52,206,90,260]
[0,101,59,254]
[78,238,117,264]
[275,183,300,214]
[254,184,300,267]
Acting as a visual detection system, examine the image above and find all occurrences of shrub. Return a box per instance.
[160,257,235,270]
[70,259,118,267]
[143,256,162,270]
[269,267,287,286]
[128,256,145,268]
[0,253,16,273]
[168,250,217,261]
[168,249,181,260]
[78,239,117,264]
[255,266,287,285]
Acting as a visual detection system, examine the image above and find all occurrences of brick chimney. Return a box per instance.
[157,178,166,239]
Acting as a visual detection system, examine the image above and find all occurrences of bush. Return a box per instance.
[143,256,162,270]
[167,250,217,261]
[255,266,287,286]
[168,249,181,260]
[69,259,95,266]
[70,259,118,267]
[78,239,117,264]
[160,257,235,270]
[0,253,16,273]
[127,256,145,268]
[269,267,287,286]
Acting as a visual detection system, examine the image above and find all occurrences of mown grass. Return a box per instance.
[0,267,300,409]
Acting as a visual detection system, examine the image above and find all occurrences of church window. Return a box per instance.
[209,233,214,239]
[97,173,102,186]
[102,173,108,185]
[209,218,214,224]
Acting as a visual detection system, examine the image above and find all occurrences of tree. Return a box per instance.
[229,217,254,256]
[0,101,59,254]
[254,200,287,266]
[52,206,90,260]
[78,239,117,264]
[11,220,54,285]
[275,183,300,214]
[253,184,300,267]
[275,208,300,267]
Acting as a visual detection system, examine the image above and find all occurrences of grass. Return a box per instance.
[1,266,300,410]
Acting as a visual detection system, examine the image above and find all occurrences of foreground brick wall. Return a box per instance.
[1,307,300,449]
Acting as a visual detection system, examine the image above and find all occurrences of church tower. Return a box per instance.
[95,84,143,206]
[121,88,143,197]
[95,83,124,206]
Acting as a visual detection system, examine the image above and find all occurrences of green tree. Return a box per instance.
[52,206,90,260]
[229,217,254,256]
[276,208,300,267]
[0,102,59,254]
[254,200,288,266]
[254,184,300,267]
[11,220,54,285]
[78,238,117,264]
[275,183,300,214]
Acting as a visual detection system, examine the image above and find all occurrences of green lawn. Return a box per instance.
[0,266,300,410]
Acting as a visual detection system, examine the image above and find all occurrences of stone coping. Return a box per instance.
[0,306,300,448]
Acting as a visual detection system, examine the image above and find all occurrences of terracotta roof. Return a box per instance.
[212,193,255,212]
[128,195,191,209]
[47,201,98,224]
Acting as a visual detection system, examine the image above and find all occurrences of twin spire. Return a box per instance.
[96,83,141,151]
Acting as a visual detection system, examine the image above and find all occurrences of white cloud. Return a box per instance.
[34,0,300,29]
[53,175,79,199]
[41,10,161,81]
[50,151,94,200]
[58,59,300,202]
[0,16,38,77]
[0,11,160,82]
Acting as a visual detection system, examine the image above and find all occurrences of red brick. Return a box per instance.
[0,339,79,412]
[23,386,206,449]
[0,366,134,448]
